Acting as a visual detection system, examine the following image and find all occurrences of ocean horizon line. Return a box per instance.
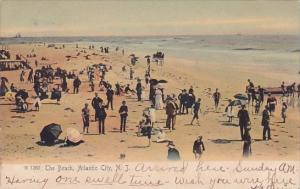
[0,33,298,39]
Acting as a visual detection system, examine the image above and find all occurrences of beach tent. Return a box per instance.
[40,123,62,144]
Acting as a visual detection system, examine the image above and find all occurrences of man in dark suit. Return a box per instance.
[73,76,81,94]
[96,101,107,135]
[91,93,103,121]
[106,86,114,110]
[165,98,178,130]
[119,101,128,133]
[136,80,142,101]
[262,105,271,140]
[237,105,250,140]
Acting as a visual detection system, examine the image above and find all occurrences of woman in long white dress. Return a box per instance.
[155,88,163,110]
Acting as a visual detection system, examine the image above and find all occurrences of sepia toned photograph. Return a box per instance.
[0,0,299,188]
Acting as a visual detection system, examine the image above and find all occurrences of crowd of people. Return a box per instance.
[1,44,299,161]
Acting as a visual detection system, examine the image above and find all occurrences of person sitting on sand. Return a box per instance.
[154,128,168,143]
[193,136,205,160]
[124,84,134,94]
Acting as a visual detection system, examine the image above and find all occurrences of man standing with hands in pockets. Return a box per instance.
[119,101,128,133]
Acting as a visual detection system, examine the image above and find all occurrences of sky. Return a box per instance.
[0,0,299,37]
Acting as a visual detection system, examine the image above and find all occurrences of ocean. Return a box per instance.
[1,35,300,68]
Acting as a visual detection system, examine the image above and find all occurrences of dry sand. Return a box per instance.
[0,43,299,163]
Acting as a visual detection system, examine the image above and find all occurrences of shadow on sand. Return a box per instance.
[128,145,149,149]
[36,139,65,147]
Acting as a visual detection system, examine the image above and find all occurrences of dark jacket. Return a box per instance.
[261,109,270,127]
[73,78,81,87]
[106,89,114,100]
[92,97,103,109]
[136,83,142,94]
[193,102,200,113]
[96,106,107,120]
[165,101,177,116]
[119,105,128,117]
[237,109,250,126]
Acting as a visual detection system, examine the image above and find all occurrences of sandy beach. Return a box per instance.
[0,42,299,163]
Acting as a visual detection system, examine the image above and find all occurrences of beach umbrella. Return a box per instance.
[158,79,168,83]
[150,79,158,83]
[154,83,164,89]
[66,128,82,144]
[234,93,248,100]
[40,123,62,143]
[228,99,242,106]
